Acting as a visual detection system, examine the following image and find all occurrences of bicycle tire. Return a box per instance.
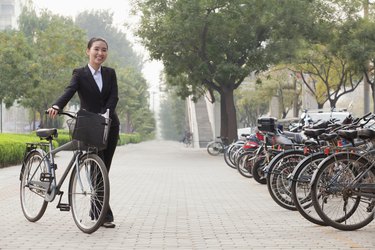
[224,143,243,169]
[20,150,49,222]
[223,144,237,168]
[290,152,327,226]
[69,153,109,234]
[266,150,306,211]
[207,141,223,156]
[252,156,267,184]
[311,152,375,231]
[236,151,255,178]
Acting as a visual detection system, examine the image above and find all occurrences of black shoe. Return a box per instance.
[102,222,116,228]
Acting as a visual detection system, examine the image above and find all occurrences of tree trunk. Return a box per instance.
[32,111,36,130]
[220,95,228,141]
[329,99,337,109]
[221,88,238,143]
[124,112,133,133]
[371,82,375,113]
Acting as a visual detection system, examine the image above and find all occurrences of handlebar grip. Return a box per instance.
[45,109,60,114]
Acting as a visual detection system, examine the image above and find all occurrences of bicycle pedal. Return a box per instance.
[57,203,70,212]
[40,173,53,182]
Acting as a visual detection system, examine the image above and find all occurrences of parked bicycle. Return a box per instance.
[19,110,111,234]
[181,131,193,147]
[206,136,229,156]
[310,127,375,231]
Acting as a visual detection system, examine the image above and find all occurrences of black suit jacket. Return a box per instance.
[54,65,120,127]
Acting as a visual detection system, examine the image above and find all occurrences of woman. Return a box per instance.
[47,37,119,228]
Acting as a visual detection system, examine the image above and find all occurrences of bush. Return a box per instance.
[0,131,143,168]
[0,134,40,168]
[118,133,142,145]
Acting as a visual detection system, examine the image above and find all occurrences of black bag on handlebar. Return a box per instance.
[71,109,111,150]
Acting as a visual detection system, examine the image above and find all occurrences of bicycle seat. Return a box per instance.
[319,132,338,141]
[36,128,58,139]
[337,129,357,140]
[357,128,375,140]
[304,128,326,138]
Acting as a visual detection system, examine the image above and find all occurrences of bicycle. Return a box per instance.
[310,148,375,231]
[181,131,193,147]
[289,113,374,227]
[206,136,228,156]
[19,110,111,234]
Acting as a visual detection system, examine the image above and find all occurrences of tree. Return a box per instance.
[159,90,186,141]
[236,85,269,128]
[0,31,36,108]
[273,0,370,111]
[292,44,362,109]
[339,17,375,112]
[254,68,302,118]
[116,67,155,137]
[134,0,316,142]
[18,6,87,128]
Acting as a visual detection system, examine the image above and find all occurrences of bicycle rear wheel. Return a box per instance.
[20,150,49,222]
[311,152,375,231]
[207,141,223,156]
[69,154,109,234]
[266,150,306,211]
[290,152,327,226]
[252,156,267,184]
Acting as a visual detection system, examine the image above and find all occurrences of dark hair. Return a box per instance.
[87,37,108,49]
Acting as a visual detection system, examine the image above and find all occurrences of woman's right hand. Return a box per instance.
[47,105,60,118]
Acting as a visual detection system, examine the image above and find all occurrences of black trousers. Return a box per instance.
[97,125,119,222]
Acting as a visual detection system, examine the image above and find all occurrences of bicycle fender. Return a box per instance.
[19,148,47,181]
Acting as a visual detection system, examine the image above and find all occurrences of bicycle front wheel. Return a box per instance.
[266,150,306,211]
[20,150,49,222]
[290,152,327,226]
[69,154,109,234]
[207,141,223,156]
[311,152,375,231]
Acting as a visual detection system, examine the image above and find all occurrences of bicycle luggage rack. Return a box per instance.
[24,142,50,154]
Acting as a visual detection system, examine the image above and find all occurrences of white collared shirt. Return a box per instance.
[88,64,103,92]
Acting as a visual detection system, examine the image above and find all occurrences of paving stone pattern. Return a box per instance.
[0,140,374,249]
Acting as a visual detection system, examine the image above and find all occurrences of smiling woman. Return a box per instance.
[32,0,163,113]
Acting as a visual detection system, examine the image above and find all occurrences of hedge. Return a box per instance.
[0,131,142,168]
[0,134,42,168]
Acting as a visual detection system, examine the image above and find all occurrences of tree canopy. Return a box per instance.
[134,0,318,140]
[75,10,144,71]
[0,3,156,137]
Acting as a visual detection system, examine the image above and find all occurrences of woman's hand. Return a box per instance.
[47,105,60,118]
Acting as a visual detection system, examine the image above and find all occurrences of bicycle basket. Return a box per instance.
[67,109,111,150]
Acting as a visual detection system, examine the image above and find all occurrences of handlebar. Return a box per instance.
[45,110,76,119]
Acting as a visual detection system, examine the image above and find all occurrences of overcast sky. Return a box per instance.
[32,0,163,91]
[32,0,132,27]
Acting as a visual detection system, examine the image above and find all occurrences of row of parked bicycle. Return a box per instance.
[207,112,375,231]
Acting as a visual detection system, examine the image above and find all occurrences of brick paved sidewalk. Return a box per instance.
[0,140,374,249]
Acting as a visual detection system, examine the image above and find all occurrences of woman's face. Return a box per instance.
[86,40,108,68]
